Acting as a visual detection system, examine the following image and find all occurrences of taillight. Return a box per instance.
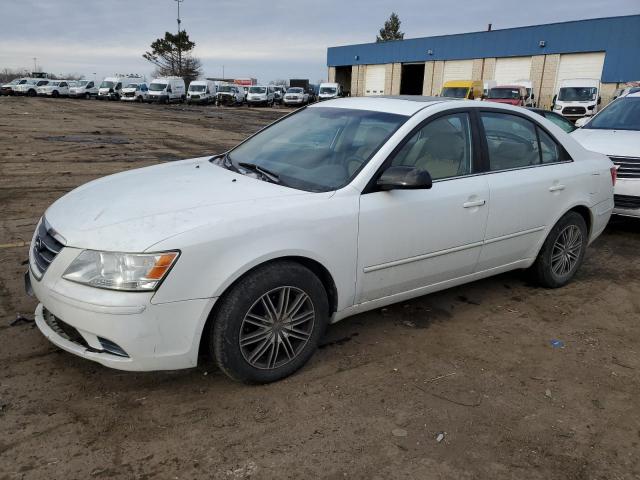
[610,166,617,186]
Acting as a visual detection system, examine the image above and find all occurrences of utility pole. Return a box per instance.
[175,0,183,76]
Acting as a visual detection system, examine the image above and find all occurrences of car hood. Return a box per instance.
[571,128,640,157]
[45,157,316,252]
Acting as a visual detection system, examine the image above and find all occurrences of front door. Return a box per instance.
[356,111,490,303]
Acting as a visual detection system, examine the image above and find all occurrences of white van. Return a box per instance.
[318,82,342,101]
[120,82,149,102]
[216,83,245,106]
[246,85,275,106]
[69,80,98,99]
[187,80,216,104]
[98,75,145,100]
[148,77,186,104]
[553,78,601,120]
[514,79,536,107]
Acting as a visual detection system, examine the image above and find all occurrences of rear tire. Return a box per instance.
[530,211,588,288]
[85,92,91,100]
[211,261,329,384]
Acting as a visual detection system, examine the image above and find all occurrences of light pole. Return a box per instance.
[175,0,183,76]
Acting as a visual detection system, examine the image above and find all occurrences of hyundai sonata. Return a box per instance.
[27,97,615,383]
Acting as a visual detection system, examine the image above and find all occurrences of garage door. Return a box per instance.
[555,52,605,90]
[365,65,386,96]
[442,60,474,83]
[494,56,532,84]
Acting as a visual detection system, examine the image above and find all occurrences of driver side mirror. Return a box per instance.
[597,96,602,105]
[574,117,590,128]
[377,166,433,191]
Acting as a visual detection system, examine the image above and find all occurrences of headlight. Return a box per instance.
[63,250,179,291]
[554,104,562,110]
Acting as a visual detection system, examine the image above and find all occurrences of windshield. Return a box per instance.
[585,97,640,131]
[249,87,266,94]
[287,88,303,94]
[7,79,22,85]
[125,83,138,89]
[225,107,407,192]
[77,80,88,86]
[189,84,206,92]
[100,81,114,89]
[319,87,337,95]
[441,87,468,98]
[488,88,521,99]
[558,87,597,102]
[219,85,234,93]
[150,83,167,91]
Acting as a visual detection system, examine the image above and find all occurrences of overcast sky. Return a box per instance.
[1,1,637,83]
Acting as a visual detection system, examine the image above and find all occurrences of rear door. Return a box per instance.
[475,110,576,270]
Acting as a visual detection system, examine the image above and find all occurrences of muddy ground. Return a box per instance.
[0,97,638,480]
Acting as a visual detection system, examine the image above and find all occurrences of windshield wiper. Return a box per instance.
[238,162,281,184]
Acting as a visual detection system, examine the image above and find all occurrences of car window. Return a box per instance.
[538,128,562,164]
[391,113,473,180]
[481,112,540,171]
[544,112,575,133]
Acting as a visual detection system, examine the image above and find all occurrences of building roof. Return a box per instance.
[327,15,640,83]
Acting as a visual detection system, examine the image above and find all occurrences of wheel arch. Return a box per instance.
[197,255,338,361]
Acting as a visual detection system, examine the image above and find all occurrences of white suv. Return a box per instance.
[283,87,309,107]
[27,98,614,383]
[36,80,71,97]
[572,92,640,217]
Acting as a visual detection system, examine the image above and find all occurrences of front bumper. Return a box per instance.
[284,98,304,105]
[30,246,215,371]
[147,95,168,103]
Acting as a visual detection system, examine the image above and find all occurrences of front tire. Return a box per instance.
[531,211,588,288]
[211,261,329,384]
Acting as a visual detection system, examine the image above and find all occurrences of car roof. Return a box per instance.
[309,96,447,115]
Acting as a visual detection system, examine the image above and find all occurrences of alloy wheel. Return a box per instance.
[239,286,315,370]
[551,225,583,277]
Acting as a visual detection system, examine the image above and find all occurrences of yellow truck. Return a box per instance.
[440,80,483,100]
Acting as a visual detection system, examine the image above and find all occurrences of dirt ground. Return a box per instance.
[0,97,639,480]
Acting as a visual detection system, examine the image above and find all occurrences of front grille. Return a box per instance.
[562,106,586,115]
[610,156,640,179]
[123,92,135,97]
[614,194,640,210]
[190,95,200,99]
[43,308,89,348]
[31,220,64,277]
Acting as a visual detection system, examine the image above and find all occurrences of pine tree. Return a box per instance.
[143,31,203,84]
[376,13,404,42]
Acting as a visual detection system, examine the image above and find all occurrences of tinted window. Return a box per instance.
[538,128,562,164]
[392,113,473,180]
[481,112,540,171]
[543,112,575,133]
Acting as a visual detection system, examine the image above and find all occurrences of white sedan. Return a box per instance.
[572,92,640,217]
[28,97,614,383]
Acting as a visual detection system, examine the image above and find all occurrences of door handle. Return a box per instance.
[463,200,486,208]
[549,184,566,192]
